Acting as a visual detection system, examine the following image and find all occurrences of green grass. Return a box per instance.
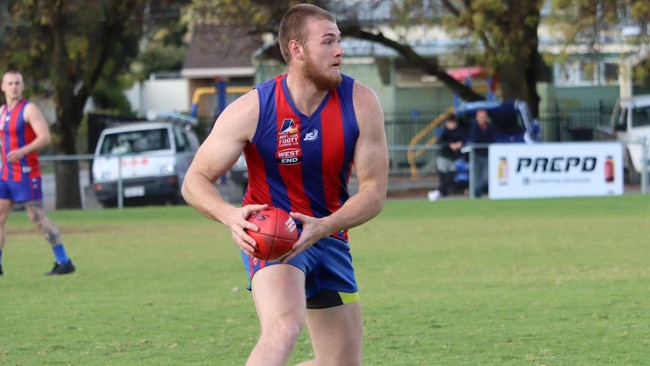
[1,196,649,365]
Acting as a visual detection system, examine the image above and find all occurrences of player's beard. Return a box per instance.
[303,51,342,91]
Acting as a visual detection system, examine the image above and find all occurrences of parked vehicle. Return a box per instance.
[608,94,650,183]
[92,112,200,207]
[454,99,542,143]
[451,100,542,189]
[228,154,248,189]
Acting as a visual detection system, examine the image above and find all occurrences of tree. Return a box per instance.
[185,0,484,102]
[435,0,544,116]
[185,0,547,111]
[546,0,650,84]
[337,0,545,114]
[0,0,189,209]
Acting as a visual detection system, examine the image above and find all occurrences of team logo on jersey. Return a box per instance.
[277,118,302,165]
[304,129,319,142]
[280,118,299,135]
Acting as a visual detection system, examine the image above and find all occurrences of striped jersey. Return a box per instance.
[243,74,359,241]
[0,99,42,181]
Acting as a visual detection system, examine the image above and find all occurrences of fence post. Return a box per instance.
[469,147,475,199]
[554,100,561,142]
[117,156,124,209]
[642,137,648,195]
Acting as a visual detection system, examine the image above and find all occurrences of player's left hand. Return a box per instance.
[282,211,330,263]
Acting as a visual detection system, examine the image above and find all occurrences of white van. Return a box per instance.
[92,112,200,207]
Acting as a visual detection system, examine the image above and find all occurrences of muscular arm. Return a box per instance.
[323,81,388,230]
[6,103,51,163]
[181,90,267,256]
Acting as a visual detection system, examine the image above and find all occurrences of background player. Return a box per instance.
[0,70,75,276]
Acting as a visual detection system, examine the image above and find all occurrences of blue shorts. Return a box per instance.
[241,236,359,309]
[0,177,43,203]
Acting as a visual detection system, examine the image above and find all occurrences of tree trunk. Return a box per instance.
[52,108,83,209]
[54,159,82,209]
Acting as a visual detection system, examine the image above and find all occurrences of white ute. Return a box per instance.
[92,112,200,207]
[609,95,650,183]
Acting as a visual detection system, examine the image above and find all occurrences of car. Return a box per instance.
[448,100,542,191]
[454,99,542,143]
[228,154,248,189]
[609,94,650,183]
[92,112,200,207]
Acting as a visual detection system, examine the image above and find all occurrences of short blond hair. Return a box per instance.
[277,4,335,63]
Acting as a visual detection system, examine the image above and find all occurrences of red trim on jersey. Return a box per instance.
[320,91,346,213]
[0,106,6,182]
[8,101,23,181]
[3,100,27,181]
[243,143,272,205]
[274,80,308,214]
[1,100,41,182]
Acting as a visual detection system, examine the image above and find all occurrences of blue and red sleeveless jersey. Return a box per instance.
[243,74,359,241]
[0,99,42,181]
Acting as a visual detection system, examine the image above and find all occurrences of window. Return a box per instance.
[632,107,650,128]
[555,60,618,87]
[579,61,596,84]
[603,63,619,85]
[100,128,170,156]
[174,127,190,152]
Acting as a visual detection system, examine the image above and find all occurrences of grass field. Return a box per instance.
[1,195,648,365]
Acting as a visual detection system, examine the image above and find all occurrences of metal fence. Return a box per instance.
[384,102,619,176]
[37,140,647,211]
[35,102,646,210]
[385,101,616,144]
[538,101,616,143]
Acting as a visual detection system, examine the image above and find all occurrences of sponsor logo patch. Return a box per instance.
[277,118,302,165]
[304,129,319,142]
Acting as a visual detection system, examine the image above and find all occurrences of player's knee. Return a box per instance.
[261,315,304,345]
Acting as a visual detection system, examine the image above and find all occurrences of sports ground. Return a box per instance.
[1,194,648,365]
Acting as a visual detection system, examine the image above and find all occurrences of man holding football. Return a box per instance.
[182,4,388,365]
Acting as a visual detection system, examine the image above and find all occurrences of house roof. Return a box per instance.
[181,24,264,79]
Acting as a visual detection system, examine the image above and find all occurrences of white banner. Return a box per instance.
[488,142,624,199]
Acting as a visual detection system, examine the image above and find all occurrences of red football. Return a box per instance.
[246,207,299,261]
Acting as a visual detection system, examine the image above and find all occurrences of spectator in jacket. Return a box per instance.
[429,114,465,201]
[468,109,496,198]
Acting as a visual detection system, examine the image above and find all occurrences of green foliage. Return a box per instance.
[0,0,191,208]
[132,44,187,81]
[633,57,650,85]
[544,0,650,87]
[337,0,540,103]
[184,0,318,29]
[91,78,135,115]
[436,1,543,70]
[548,0,650,44]
[130,14,190,81]
[1,196,649,365]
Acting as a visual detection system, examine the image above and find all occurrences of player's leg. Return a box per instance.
[297,237,363,365]
[474,155,488,197]
[246,264,307,366]
[296,302,363,366]
[25,200,62,247]
[0,198,14,275]
[435,156,449,196]
[0,199,13,251]
[24,200,75,275]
